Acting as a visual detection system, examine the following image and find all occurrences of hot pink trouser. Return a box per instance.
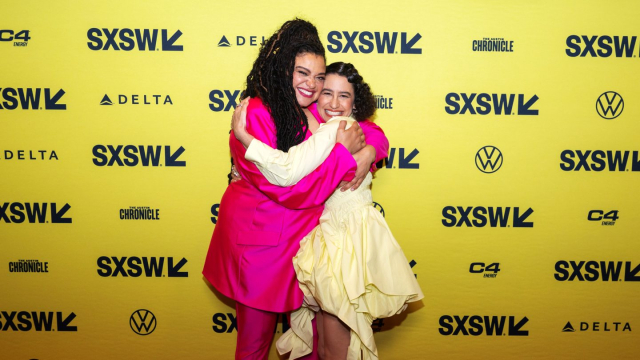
[235,302,319,360]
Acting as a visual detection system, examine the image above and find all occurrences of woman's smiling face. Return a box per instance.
[317,74,355,122]
[292,52,326,108]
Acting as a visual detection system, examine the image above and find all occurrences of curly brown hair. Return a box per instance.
[325,62,376,122]
[242,19,325,151]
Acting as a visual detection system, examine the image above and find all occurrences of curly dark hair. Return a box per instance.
[325,62,376,122]
[242,19,325,151]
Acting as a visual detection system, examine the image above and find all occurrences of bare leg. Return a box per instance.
[321,311,350,360]
[316,311,325,359]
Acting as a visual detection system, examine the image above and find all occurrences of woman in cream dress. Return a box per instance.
[233,62,423,360]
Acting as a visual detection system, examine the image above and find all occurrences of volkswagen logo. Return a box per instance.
[373,202,385,217]
[596,91,623,119]
[475,146,503,173]
[130,309,157,335]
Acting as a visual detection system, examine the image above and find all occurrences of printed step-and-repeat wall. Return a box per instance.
[2,0,639,359]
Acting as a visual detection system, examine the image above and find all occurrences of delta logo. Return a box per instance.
[562,321,631,332]
[87,28,183,51]
[326,31,422,54]
[566,35,639,57]
[0,88,66,110]
[99,94,173,105]
[0,202,72,224]
[217,35,267,47]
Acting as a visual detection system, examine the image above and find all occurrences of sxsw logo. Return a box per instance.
[211,204,220,224]
[209,90,241,112]
[563,321,631,332]
[445,93,538,115]
[217,35,267,47]
[475,146,503,173]
[212,313,289,334]
[87,28,183,51]
[566,35,639,57]
[376,148,419,169]
[596,92,623,119]
[442,206,534,228]
[560,150,640,172]
[0,88,66,110]
[130,309,156,335]
[97,256,188,277]
[439,315,529,336]
[327,31,422,54]
[0,202,72,224]
[0,311,77,331]
[100,94,173,105]
[92,145,186,167]
[554,261,640,282]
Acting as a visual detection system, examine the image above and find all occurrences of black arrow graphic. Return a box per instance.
[508,316,529,336]
[625,262,640,281]
[45,89,66,110]
[162,30,183,51]
[518,94,538,115]
[51,203,72,224]
[165,146,186,167]
[57,312,77,331]
[631,151,640,172]
[513,207,534,228]
[168,257,188,277]
[399,148,419,169]
[401,33,422,54]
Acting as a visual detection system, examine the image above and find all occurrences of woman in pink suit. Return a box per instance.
[202,19,388,360]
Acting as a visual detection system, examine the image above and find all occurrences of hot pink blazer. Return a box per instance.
[203,97,389,312]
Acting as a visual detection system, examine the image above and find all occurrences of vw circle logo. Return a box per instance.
[373,202,385,218]
[596,91,623,119]
[130,309,157,335]
[475,146,503,173]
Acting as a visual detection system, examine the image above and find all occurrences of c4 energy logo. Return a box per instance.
[9,260,49,273]
[566,35,638,57]
[0,311,77,331]
[92,145,186,167]
[97,256,188,277]
[475,146,503,173]
[563,321,631,332]
[439,315,529,336]
[0,30,30,47]
[596,92,623,119]
[377,148,419,169]
[120,206,160,220]
[560,150,640,172]
[442,206,534,228]
[209,90,241,112]
[0,88,66,110]
[0,202,72,224]
[327,31,422,54]
[130,310,156,335]
[100,94,173,105]
[87,28,183,51]
[588,210,618,226]
[374,95,393,110]
[445,93,538,115]
[472,37,514,52]
[554,261,640,282]
[469,262,500,278]
[2,150,58,160]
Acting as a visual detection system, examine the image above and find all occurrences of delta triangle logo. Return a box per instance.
[218,35,231,47]
[100,94,113,106]
[562,321,575,332]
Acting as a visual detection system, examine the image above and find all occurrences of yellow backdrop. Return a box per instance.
[1,0,639,359]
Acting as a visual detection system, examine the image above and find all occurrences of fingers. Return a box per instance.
[338,120,347,130]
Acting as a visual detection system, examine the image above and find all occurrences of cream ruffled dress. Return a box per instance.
[245,117,423,360]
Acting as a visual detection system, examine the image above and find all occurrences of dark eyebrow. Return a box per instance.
[295,66,325,76]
